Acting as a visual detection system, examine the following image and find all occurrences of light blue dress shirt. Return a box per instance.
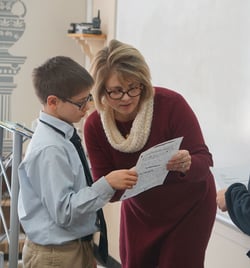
[18,112,115,245]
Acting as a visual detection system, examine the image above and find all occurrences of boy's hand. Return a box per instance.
[105,170,138,190]
[216,189,227,212]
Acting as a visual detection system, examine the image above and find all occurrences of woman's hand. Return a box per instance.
[167,150,191,173]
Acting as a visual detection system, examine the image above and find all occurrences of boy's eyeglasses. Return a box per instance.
[105,84,143,100]
[60,94,93,110]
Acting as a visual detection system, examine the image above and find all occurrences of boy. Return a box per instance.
[18,56,137,268]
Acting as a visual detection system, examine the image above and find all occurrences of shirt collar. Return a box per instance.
[39,111,74,139]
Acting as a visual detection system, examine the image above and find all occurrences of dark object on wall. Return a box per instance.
[68,10,102,35]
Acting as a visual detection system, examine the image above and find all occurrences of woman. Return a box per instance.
[84,39,216,268]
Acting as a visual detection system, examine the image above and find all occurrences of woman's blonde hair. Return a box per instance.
[90,39,154,111]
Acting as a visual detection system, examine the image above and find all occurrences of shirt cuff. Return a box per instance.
[91,176,115,202]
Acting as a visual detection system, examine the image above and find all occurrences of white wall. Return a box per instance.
[93,0,116,43]
[10,0,87,129]
[116,0,250,169]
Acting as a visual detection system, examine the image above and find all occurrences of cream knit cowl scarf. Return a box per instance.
[100,98,154,153]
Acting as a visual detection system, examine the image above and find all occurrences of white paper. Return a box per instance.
[211,166,250,190]
[120,137,183,200]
